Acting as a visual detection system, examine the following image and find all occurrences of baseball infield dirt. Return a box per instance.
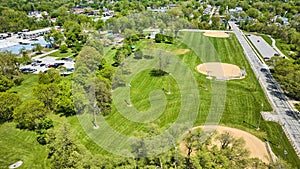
[196,62,244,80]
[203,31,230,38]
[180,126,270,163]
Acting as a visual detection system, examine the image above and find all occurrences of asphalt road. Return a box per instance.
[229,22,300,157]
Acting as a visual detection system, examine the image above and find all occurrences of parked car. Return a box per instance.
[53,62,65,68]
[19,68,37,73]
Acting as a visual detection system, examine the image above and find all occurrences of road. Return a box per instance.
[229,22,300,157]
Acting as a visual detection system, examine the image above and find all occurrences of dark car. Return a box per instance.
[53,63,65,68]
[40,63,46,67]
[20,68,36,73]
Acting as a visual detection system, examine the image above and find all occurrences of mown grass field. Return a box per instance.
[9,74,38,101]
[0,123,50,168]
[1,32,299,168]
[48,48,74,58]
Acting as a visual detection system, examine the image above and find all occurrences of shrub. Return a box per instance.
[59,44,68,53]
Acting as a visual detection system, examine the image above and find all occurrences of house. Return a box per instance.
[279,16,289,25]
[49,18,57,23]
[28,11,48,20]
[147,7,168,13]
[169,4,177,9]
[229,7,243,14]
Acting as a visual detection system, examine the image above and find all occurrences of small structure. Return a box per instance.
[131,45,136,51]
[9,161,23,169]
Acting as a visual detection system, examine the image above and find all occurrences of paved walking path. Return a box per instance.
[31,49,58,60]
[229,22,300,157]
[267,35,285,57]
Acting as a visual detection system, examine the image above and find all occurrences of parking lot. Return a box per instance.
[247,34,278,59]
[19,56,75,75]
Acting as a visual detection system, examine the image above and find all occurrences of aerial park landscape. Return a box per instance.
[0,0,300,168]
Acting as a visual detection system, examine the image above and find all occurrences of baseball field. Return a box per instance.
[1,31,300,168]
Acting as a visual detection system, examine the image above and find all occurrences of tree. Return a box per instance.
[34,43,43,54]
[0,51,21,81]
[59,44,68,53]
[55,81,75,116]
[0,75,14,92]
[38,69,60,84]
[95,19,105,30]
[246,8,260,18]
[64,20,83,47]
[269,57,300,100]
[134,49,143,59]
[44,29,64,48]
[0,92,21,122]
[48,125,89,169]
[217,131,233,149]
[33,83,59,111]
[155,33,163,43]
[13,100,48,130]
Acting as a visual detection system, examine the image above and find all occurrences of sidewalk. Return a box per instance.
[31,49,58,60]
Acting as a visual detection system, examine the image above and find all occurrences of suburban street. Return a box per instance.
[229,22,300,157]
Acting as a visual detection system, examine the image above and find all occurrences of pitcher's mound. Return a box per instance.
[203,31,230,38]
[172,49,190,55]
[196,62,245,80]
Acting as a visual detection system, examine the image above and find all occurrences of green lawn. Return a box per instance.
[9,74,38,101]
[0,123,49,169]
[2,32,300,167]
[48,48,74,58]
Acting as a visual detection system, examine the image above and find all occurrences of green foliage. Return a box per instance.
[13,100,48,130]
[63,20,84,48]
[155,33,174,44]
[59,44,68,53]
[44,29,65,48]
[295,103,300,112]
[155,33,163,43]
[134,49,143,59]
[35,117,54,145]
[38,69,60,84]
[269,57,300,100]
[95,19,104,30]
[55,81,75,116]
[34,43,43,54]
[0,75,14,92]
[0,92,21,122]
[33,83,59,111]
[48,125,89,169]
[0,8,50,33]
[0,52,22,84]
